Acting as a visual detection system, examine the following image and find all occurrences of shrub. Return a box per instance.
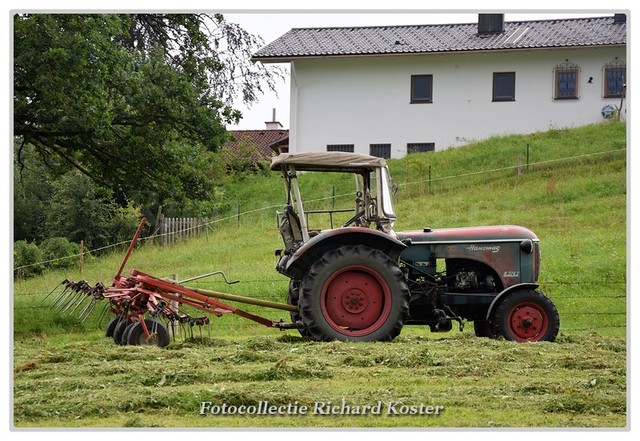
[40,237,81,270]
[13,240,44,278]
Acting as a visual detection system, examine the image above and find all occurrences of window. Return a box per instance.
[326,144,354,153]
[370,144,391,159]
[407,143,435,154]
[411,75,433,103]
[604,66,625,98]
[492,72,515,101]
[554,67,579,100]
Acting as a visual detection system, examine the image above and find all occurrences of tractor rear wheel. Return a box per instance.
[493,289,560,342]
[299,245,409,342]
[287,280,312,338]
[473,320,498,339]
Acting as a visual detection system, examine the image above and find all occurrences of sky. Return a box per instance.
[223,10,621,131]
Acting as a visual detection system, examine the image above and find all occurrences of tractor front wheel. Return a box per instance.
[493,289,560,342]
[299,245,409,342]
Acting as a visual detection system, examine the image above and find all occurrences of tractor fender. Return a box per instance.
[283,227,407,280]
[485,282,540,321]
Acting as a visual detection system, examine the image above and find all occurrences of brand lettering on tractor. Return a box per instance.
[503,271,520,278]
[466,244,501,253]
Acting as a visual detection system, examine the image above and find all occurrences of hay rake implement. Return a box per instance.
[45,218,301,347]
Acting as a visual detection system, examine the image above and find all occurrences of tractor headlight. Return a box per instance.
[520,239,533,254]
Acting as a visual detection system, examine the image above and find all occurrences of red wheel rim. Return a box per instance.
[507,301,549,342]
[321,265,392,337]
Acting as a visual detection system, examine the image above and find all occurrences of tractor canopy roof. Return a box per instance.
[270,152,387,173]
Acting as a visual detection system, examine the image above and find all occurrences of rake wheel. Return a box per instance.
[127,318,170,347]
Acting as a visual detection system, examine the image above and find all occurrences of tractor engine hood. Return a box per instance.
[395,225,539,244]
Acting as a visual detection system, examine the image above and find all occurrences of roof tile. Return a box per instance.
[253,16,626,60]
[223,130,289,162]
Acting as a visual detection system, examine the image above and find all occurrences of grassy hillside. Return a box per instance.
[12,121,627,428]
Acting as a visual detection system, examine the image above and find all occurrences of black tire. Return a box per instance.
[299,245,409,342]
[112,318,131,345]
[127,318,170,348]
[287,280,312,338]
[105,316,122,337]
[120,322,138,345]
[473,320,498,338]
[493,289,560,342]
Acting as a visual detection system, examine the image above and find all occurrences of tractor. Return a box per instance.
[48,151,559,347]
[271,151,560,343]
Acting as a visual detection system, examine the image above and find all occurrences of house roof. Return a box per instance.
[224,130,289,162]
[253,15,627,62]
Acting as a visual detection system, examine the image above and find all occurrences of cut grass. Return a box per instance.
[13,332,626,428]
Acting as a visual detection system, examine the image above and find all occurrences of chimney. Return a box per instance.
[613,13,626,24]
[265,108,283,130]
[478,14,504,34]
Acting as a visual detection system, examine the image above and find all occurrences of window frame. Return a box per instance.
[604,66,626,98]
[326,144,355,153]
[410,74,434,104]
[407,142,435,154]
[492,72,516,102]
[554,67,580,100]
[369,143,391,159]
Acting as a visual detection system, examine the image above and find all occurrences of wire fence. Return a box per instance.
[13,147,626,273]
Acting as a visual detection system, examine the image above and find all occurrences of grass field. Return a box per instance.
[12,121,627,429]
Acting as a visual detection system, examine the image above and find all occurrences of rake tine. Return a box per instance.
[78,297,96,320]
[54,289,82,312]
[41,280,67,304]
[63,291,89,314]
[96,302,110,326]
[50,286,73,309]
[71,293,95,315]
[56,280,86,312]
[79,300,98,322]
[56,287,83,308]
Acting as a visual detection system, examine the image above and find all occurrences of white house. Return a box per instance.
[252,14,627,158]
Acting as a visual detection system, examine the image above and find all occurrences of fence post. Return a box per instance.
[169,274,179,338]
[517,154,522,178]
[79,240,84,274]
[526,143,530,171]
[152,205,163,244]
[237,204,241,228]
[428,165,432,193]
[332,186,335,209]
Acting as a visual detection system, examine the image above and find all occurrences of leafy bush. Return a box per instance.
[13,240,44,278]
[40,237,80,270]
[45,170,142,249]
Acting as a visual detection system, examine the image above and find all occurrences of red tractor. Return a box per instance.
[272,152,559,343]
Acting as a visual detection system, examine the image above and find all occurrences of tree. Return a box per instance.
[13,142,53,242]
[14,13,282,206]
[44,169,142,249]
